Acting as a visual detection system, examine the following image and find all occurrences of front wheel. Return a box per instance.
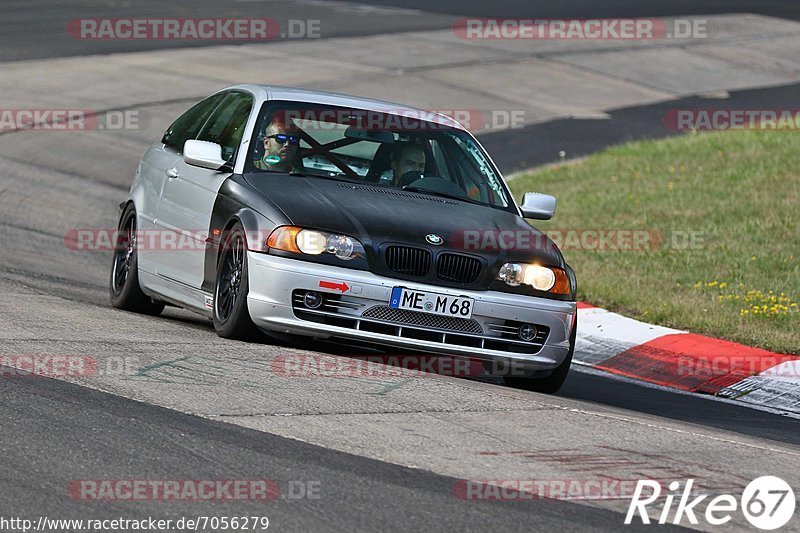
[109,204,165,315]
[504,316,576,394]
[212,222,259,340]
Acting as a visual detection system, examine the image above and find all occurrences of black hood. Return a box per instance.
[243,174,564,268]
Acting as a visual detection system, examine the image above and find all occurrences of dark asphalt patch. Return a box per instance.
[480,82,800,174]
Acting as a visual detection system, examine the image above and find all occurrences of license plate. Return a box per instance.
[389,287,474,319]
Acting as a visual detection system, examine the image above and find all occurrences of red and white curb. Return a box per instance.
[574,303,800,415]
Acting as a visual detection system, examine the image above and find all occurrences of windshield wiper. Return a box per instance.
[401,186,483,205]
[301,172,362,183]
[255,169,359,183]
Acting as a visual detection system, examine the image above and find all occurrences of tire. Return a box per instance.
[212,221,259,340]
[109,204,165,315]
[504,316,577,394]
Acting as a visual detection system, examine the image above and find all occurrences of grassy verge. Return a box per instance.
[510,129,799,354]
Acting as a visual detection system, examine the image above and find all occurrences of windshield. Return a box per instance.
[245,101,512,209]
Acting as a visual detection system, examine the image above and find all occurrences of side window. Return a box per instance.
[161,93,226,153]
[197,92,253,163]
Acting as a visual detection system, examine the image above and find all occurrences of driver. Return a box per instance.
[389,143,426,186]
[255,115,301,172]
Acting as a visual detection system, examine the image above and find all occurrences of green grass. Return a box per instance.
[510,130,800,354]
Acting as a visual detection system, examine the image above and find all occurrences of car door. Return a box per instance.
[155,90,254,289]
[139,93,226,275]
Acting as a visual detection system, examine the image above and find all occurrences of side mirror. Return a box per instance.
[520,192,556,220]
[183,140,228,170]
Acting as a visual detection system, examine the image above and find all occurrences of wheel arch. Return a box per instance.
[202,201,277,294]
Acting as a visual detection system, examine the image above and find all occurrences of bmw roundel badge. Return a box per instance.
[426,234,443,246]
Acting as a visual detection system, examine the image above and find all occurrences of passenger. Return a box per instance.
[389,143,426,186]
[255,115,301,172]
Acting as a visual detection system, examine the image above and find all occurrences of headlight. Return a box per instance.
[296,230,327,255]
[268,226,363,261]
[325,234,355,260]
[523,265,555,291]
[498,262,524,286]
[497,262,570,294]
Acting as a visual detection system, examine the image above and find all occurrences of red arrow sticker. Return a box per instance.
[319,280,350,292]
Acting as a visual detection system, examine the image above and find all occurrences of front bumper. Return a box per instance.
[246,252,576,373]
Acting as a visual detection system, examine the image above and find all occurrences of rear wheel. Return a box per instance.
[109,204,165,315]
[212,222,259,340]
[504,317,576,394]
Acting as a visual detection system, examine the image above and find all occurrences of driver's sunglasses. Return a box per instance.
[267,133,300,146]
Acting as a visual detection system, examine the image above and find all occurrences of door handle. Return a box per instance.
[166,168,180,179]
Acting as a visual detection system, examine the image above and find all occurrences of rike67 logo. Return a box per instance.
[626,476,796,530]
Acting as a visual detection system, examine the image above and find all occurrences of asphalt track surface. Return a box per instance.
[347,0,800,21]
[4,375,671,532]
[0,0,453,61]
[2,2,800,531]
[5,0,800,61]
